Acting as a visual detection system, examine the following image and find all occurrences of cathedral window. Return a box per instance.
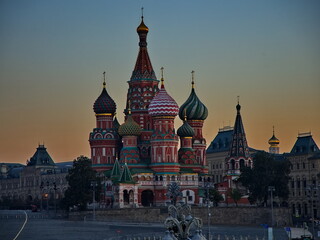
[102,148,106,156]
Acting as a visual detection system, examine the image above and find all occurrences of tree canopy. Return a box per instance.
[238,151,291,206]
[61,156,100,211]
[228,188,242,207]
[208,188,224,206]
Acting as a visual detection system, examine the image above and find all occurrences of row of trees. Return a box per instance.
[62,151,290,210]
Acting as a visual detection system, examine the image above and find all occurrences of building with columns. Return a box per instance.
[0,145,72,210]
[89,15,209,207]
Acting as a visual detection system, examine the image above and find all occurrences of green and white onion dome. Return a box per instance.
[179,87,208,121]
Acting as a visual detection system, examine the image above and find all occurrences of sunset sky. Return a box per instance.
[1,0,319,164]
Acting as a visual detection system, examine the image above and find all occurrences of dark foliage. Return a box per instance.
[61,156,100,211]
[208,188,224,206]
[238,151,291,206]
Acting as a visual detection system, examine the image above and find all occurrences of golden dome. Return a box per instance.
[137,17,149,33]
[268,134,280,145]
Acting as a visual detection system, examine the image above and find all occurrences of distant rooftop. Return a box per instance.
[206,126,234,154]
[290,132,319,155]
[27,144,56,167]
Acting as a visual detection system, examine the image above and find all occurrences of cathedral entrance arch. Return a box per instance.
[141,190,154,207]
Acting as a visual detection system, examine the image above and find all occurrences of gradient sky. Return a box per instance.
[1,0,319,164]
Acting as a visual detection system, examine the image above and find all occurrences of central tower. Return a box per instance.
[125,14,159,162]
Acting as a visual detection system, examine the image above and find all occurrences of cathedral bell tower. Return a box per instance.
[125,12,159,162]
[225,99,252,177]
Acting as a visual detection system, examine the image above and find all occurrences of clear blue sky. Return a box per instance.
[1,0,319,163]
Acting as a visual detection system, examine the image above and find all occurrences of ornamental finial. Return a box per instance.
[141,7,144,19]
[103,71,106,88]
[237,95,240,104]
[184,108,187,121]
[191,70,195,89]
[128,100,132,115]
[273,126,275,135]
[161,67,164,86]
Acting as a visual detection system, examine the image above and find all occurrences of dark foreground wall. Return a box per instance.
[69,207,292,227]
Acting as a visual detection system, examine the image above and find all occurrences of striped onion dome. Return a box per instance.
[177,121,195,137]
[179,87,208,121]
[148,80,179,117]
[118,114,141,136]
[93,84,116,114]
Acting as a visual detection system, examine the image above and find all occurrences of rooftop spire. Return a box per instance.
[130,11,156,81]
[236,96,241,112]
[228,101,250,158]
[103,71,106,88]
[128,100,132,115]
[191,70,195,89]
[161,67,164,87]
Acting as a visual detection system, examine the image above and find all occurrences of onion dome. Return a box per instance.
[93,73,116,114]
[268,127,280,145]
[137,16,149,33]
[178,71,208,121]
[148,68,179,117]
[118,111,141,136]
[177,120,195,137]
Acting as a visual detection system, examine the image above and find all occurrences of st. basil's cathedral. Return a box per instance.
[89,15,209,208]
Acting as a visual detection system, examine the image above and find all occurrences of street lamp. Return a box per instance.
[53,182,57,216]
[91,181,98,221]
[268,186,275,227]
[46,181,49,211]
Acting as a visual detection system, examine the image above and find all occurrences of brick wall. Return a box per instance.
[69,207,292,227]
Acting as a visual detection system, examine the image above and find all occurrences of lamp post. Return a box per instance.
[268,186,275,227]
[53,182,57,216]
[40,181,44,211]
[91,181,97,221]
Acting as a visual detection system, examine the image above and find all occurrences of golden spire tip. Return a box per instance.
[128,100,131,115]
[160,67,164,86]
[183,108,187,121]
